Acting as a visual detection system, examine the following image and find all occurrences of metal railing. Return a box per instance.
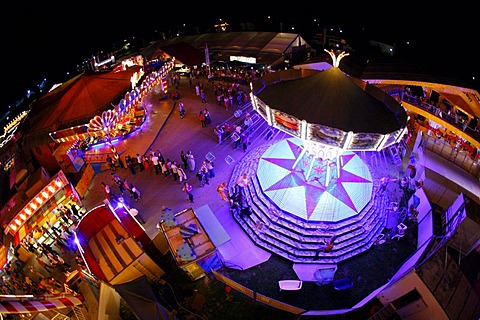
[419,134,480,178]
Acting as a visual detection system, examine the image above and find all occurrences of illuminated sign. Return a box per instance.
[230,56,256,64]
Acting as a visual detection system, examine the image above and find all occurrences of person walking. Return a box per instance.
[131,184,141,202]
[182,182,194,203]
[179,101,185,118]
[111,173,125,195]
[101,182,115,200]
[313,235,337,260]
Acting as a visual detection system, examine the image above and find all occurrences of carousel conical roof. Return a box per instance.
[255,67,406,134]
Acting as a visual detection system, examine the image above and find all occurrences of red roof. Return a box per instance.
[24,66,141,138]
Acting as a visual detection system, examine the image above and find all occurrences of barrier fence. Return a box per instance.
[211,269,305,315]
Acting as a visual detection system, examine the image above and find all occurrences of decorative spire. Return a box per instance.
[325,49,349,68]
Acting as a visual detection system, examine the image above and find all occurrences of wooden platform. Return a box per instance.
[161,208,216,267]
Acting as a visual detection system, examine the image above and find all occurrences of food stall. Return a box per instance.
[159,207,221,281]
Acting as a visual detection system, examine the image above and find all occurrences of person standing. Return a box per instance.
[178,165,188,183]
[206,160,215,178]
[244,112,253,130]
[203,108,211,126]
[198,162,209,186]
[171,161,179,181]
[199,110,206,127]
[67,203,81,220]
[123,178,133,198]
[125,155,136,175]
[136,154,145,172]
[157,150,165,164]
[186,151,196,172]
[182,182,194,203]
[151,152,160,175]
[106,154,115,171]
[214,125,225,144]
[128,206,145,224]
[216,182,228,201]
[242,131,250,153]
[180,150,188,170]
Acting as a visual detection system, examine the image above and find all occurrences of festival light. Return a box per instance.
[88,110,120,163]
[324,49,349,68]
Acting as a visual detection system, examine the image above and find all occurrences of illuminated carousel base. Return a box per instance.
[228,138,388,264]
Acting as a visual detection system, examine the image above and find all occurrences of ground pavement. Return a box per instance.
[80,74,272,266]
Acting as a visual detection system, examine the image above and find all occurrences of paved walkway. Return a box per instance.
[81,73,271,267]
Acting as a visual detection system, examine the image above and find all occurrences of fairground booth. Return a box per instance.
[74,198,164,286]
[18,60,174,180]
[0,169,83,266]
[72,198,174,319]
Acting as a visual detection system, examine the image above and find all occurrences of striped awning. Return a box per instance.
[0,294,84,314]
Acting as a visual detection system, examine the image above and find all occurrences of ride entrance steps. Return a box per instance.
[388,145,403,166]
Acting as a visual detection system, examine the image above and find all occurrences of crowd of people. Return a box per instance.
[2,202,87,296]
[100,70,262,210]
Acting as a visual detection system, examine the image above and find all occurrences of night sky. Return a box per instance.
[1,3,478,124]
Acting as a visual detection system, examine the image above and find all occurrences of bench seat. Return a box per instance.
[278,280,303,291]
